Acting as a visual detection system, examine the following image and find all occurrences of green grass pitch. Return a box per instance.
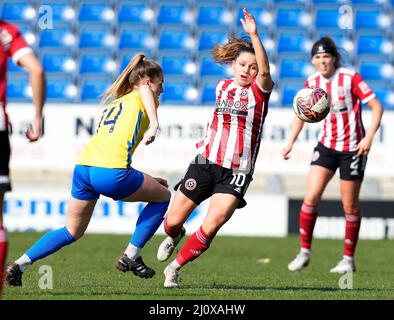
[3,232,393,300]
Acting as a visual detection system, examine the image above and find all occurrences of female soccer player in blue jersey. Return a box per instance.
[5,54,170,286]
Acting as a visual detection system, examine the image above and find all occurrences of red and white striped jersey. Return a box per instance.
[305,67,375,152]
[196,78,271,172]
[0,20,32,131]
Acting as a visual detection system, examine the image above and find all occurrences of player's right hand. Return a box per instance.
[281,144,292,160]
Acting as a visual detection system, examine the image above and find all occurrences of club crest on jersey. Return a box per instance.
[185,178,197,191]
[312,150,320,162]
[241,90,248,97]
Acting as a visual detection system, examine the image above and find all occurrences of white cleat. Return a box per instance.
[288,251,311,271]
[157,227,186,262]
[330,257,356,273]
[163,266,180,288]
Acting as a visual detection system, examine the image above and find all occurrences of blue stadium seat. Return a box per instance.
[118,2,154,25]
[197,5,233,27]
[81,77,112,102]
[46,77,78,102]
[6,77,31,102]
[42,53,76,75]
[38,1,75,27]
[39,28,76,49]
[356,34,391,56]
[233,0,269,6]
[276,8,311,29]
[355,10,391,30]
[279,57,313,79]
[371,85,394,110]
[119,51,155,74]
[280,82,304,107]
[315,9,341,29]
[7,59,27,74]
[158,27,194,51]
[200,80,217,105]
[199,55,231,78]
[157,4,193,27]
[359,60,393,82]
[1,2,36,24]
[79,27,115,50]
[159,54,196,78]
[197,28,229,52]
[118,27,155,51]
[80,53,117,75]
[78,2,115,24]
[235,6,272,28]
[277,32,310,54]
[161,80,198,105]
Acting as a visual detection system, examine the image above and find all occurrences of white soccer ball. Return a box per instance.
[292,87,330,123]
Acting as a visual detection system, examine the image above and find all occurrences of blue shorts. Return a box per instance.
[71,165,144,201]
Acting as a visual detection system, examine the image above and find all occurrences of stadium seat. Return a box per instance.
[233,0,269,6]
[315,9,341,29]
[6,77,31,102]
[157,4,193,27]
[37,1,75,27]
[159,54,196,78]
[197,28,229,52]
[119,51,155,74]
[78,2,115,25]
[41,53,77,75]
[199,55,231,78]
[158,27,195,51]
[277,32,311,54]
[118,27,155,51]
[355,10,391,30]
[280,82,304,107]
[200,80,217,105]
[38,28,76,49]
[356,34,392,56]
[118,1,154,25]
[7,59,27,74]
[279,57,314,79]
[196,5,233,27]
[235,6,273,29]
[359,60,393,82]
[46,77,78,102]
[79,27,116,50]
[275,8,312,29]
[0,2,36,24]
[80,77,112,102]
[80,53,117,75]
[160,80,198,105]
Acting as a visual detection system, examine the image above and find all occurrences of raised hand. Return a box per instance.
[240,8,257,35]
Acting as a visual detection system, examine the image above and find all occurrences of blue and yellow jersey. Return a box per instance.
[77,90,155,168]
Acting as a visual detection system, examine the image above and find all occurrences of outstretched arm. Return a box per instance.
[18,52,46,142]
[240,8,273,92]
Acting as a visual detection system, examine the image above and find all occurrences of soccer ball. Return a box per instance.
[292,87,330,123]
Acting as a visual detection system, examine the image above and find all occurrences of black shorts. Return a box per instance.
[311,142,367,181]
[175,154,253,209]
[0,131,11,192]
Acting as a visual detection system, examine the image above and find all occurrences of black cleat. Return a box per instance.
[116,255,155,279]
[5,262,23,286]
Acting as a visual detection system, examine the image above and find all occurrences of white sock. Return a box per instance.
[169,259,181,271]
[301,248,311,255]
[124,243,141,261]
[343,255,353,261]
[15,254,32,272]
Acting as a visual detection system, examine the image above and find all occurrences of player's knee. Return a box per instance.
[303,196,319,207]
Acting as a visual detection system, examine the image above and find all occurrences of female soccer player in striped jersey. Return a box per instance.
[5,54,171,286]
[283,37,384,273]
[156,8,274,288]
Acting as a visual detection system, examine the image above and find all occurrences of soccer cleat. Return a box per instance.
[288,251,311,271]
[157,227,186,262]
[163,265,180,288]
[329,257,356,273]
[116,255,155,279]
[4,262,23,286]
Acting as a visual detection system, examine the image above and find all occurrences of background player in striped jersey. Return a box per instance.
[5,54,171,286]
[0,20,46,297]
[282,37,384,273]
[156,8,274,288]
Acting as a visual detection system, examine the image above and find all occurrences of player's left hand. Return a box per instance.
[155,177,169,188]
[356,135,372,155]
[142,126,157,145]
[25,116,43,142]
[240,8,257,35]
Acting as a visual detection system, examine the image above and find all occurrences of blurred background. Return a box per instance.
[2,0,394,239]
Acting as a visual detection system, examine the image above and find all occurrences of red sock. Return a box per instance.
[344,211,361,257]
[299,202,318,250]
[176,226,211,266]
[164,217,182,238]
[0,227,8,297]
